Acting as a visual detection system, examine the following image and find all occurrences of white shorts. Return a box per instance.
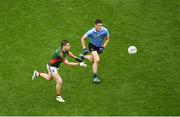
[47,64,59,75]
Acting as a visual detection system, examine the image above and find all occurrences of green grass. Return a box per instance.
[0,0,180,115]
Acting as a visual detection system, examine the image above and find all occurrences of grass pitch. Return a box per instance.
[0,0,180,115]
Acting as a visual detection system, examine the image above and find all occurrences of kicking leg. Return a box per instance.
[79,54,93,62]
[84,54,93,62]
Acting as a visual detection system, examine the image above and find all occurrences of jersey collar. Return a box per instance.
[93,27,104,32]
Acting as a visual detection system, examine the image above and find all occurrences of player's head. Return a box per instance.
[61,40,71,51]
[95,19,103,32]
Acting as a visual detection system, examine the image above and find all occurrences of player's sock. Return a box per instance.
[57,93,61,96]
[37,72,40,77]
[93,73,97,78]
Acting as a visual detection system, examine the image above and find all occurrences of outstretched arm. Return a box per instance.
[68,51,83,62]
[63,59,79,66]
[63,59,87,67]
[68,51,77,59]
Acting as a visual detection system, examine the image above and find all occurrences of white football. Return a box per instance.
[128,46,137,54]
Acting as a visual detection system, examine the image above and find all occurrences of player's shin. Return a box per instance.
[93,61,98,75]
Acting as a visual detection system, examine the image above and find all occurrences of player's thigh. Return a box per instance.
[85,54,93,62]
[49,67,62,84]
[47,72,53,80]
[91,51,100,62]
[53,72,62,84]
[46,64,53,80]
[89,54,93,61]
[47,64,61,82]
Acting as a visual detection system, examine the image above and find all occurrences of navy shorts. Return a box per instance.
[88,43,102,54]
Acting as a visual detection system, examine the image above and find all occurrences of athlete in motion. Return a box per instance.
[80,19,110,83]
[32,40,87,102]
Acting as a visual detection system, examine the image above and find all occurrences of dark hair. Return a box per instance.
[95,19,102,25]
[61,40,70,48]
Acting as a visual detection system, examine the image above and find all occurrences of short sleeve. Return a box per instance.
[84,29,93,39]
[104,28,109,38]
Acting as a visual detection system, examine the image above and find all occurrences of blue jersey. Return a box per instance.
[84,27,109,47]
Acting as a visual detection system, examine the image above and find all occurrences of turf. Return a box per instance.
[0,0,180,115]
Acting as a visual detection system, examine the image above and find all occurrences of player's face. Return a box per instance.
[95,23,103,32]
[65,43,71,51]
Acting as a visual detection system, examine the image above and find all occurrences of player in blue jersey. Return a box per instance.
[80,19,110,83]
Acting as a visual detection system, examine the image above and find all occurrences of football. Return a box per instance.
[128,46,137,54]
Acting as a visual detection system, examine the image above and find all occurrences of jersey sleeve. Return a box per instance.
[84,29,93,39]
[104,28,110,39]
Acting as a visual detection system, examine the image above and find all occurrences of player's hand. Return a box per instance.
[75,58,83,62]
[98,47,104,53]
[80,62,87,67]
[83,48,89,55]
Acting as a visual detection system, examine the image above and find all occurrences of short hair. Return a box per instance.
[95,19,103,25]
[61,40,70,48]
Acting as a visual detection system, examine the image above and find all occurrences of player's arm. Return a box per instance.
[68,51,82,62]
[103,36,110,48]
[81,30,91,55]
[63,59,87,67]
[98,31,110,53]
[60,51,86,67]
[59,52,77,66]
[103,28,110,48]
[63,59,79,66]
[68,51,77,59]
[81,35,86,49]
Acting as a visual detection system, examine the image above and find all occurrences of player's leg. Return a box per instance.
[91,51,100,74]
[84,54,93,62]
[32,64,53,81]
[79,54,93,62]
[39,72,53,81]
[32,71,53,81]
[79,43,96,62]
[91,51,101,83]
[53,73,63,98]
[53,74,65,102]
[50,67,65,102]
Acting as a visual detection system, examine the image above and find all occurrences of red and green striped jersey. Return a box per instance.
[49,48,68,68]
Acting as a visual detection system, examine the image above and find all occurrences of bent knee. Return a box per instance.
[93,58,100,63]
[47,76,52,81]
